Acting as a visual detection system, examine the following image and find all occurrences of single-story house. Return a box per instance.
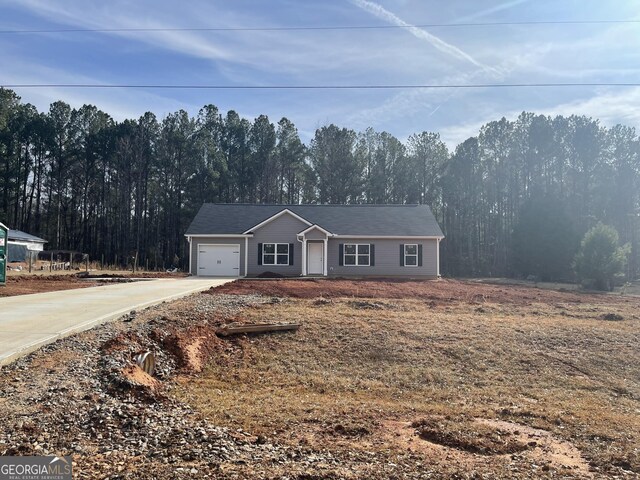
[7,229,47,263]
[185,204,444,278]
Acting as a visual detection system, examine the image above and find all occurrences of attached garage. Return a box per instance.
[197,244,240,277]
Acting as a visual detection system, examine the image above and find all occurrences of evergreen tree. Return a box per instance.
[0,86,639,278]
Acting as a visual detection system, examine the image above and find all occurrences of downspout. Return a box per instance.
[436,238,441,277]
[187,236,193,276]
[297,235,305,276]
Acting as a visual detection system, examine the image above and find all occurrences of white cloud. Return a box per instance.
[1,53,194,120]
[542,87,640,125]
[8,0,426,79]
[4,0,639,149]
[8,0,233,60]
[439,87,640,147]
[343,39,554,133]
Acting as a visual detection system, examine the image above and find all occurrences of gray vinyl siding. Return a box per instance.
[304,228,327,240]
[189,237,246,276]
[247,213,306,276]
[327,238,438,277]
[189,232,439,278]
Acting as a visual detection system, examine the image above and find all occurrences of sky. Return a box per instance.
[1,0,639,147]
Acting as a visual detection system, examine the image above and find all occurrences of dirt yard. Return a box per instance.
[0,271,187,297]
[214,277,621,304]
[181,278,640,478]
[0,278,638,478]
[0,274,98,296]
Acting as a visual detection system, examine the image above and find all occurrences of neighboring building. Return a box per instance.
[185,204,444,278]
[7,229,47,263]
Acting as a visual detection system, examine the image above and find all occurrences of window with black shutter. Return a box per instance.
[343,244,371,266]
[261,243,290,266]
[404,244,418,267]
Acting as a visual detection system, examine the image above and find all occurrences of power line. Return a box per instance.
[0,19,638,34]
[2,83,639,90]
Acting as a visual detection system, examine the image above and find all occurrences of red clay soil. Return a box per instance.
[0,275,98,297]
[121,365,162,390]
[0,272,188,297]
[211,278,633,306]
[158,325,226,373]
[80,272,189,279]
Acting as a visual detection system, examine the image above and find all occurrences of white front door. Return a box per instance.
[307,242,324,275]
[198,244,240,277]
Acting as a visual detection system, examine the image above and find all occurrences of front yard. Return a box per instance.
[179,278,640,478]
[1,278,638,478]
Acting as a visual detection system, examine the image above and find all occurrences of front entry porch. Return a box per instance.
[298,225,331,276]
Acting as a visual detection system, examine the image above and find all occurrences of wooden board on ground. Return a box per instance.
[217,322,301,336]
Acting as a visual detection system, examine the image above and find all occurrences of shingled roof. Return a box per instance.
[185,204,444,237]
[8,229,47,243]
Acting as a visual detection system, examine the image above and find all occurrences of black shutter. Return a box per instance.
[400,244,405,266]
[257,243,263,265]
[338,244,344,266]
[289,243,294,265]
[418,244,423,267]
[370,244,375,266]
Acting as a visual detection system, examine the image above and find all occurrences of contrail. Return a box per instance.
[455,0,530,22]
[350,0,491,71]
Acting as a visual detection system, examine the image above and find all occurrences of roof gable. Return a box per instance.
[243,208,312,234]
[298,224,334,236]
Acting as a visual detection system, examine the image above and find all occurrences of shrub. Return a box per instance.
[573,223,630,291]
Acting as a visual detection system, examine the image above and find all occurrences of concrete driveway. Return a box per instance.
[0,277,233,366]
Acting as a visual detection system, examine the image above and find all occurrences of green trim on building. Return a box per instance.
[0,222,7,285]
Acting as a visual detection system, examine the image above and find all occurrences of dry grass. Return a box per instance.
[178,285,640,478]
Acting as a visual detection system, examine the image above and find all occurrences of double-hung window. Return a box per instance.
[344,244,370,266]
[262,243,289,265]
[404,244,418,266]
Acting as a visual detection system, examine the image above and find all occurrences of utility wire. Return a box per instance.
[2,83,640,90]
[0,19,639,34]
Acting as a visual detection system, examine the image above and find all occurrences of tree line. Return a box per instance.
[1,88,638,279]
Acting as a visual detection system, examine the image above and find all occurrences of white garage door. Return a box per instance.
[197,244,240,277]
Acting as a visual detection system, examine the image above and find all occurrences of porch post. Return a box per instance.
[301,238,307,276]
[323,239,328,276]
